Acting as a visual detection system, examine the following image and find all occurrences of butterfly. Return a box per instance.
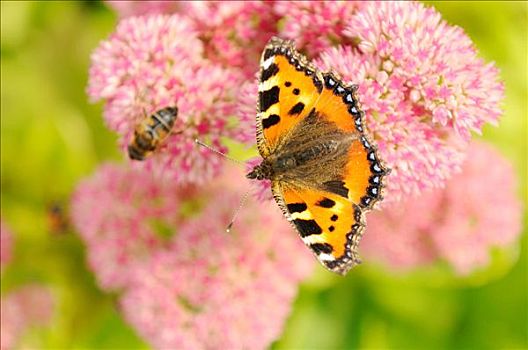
[246,37,389,275]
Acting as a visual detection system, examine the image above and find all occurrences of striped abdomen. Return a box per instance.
[128,106,178,161]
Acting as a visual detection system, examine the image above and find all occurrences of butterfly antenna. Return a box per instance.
[194,138,253,232]
[226,189,252,233]
[194,139,245,167]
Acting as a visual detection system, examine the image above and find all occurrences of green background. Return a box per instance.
[1,1,526,349]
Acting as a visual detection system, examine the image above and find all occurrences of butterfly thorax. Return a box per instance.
[250,107,357,184]
[247,133,352,185]
[274,140,340,170]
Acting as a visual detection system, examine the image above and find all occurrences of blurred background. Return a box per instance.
[1,1,526,349]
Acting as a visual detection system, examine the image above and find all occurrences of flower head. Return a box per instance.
[106,1,182,18]
[72,162,314,349]
[0,220,12,272]
[1,285,55,350]
[120,165,314,350]
[88,15,251,185]
[184,1,279,78]
[71,163,186,291]
[276,1,364,56]
[428,142,522,274]
[106,1,278,79]
[361,142,522,275]
[315,1,503,202]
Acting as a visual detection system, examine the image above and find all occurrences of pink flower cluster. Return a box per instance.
[107,1,181,18]
[309,1,503,201]
[71,163,186,291]
[71,163,313,349]
[0,223,55,350]
[361,142,523,274]
[108,1,279,79]
[1,285,55,350]
[88,15,251,185]
[183,1,279,78]
[0,220,12,272]
[276,1,365,56]
[226,1,505,203]
[80,2,522,348]
[95,1,504,200]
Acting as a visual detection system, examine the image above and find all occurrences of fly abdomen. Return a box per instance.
[128,106,178,161]
[135,127,157,151]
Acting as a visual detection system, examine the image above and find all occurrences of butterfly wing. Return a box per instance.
[315,72,388,210]
[256,37,324,158]
[258,37,389,274]
[272,182,366,275]
[271,137,387,274]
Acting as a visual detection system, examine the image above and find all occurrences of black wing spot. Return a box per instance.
[293,88,300,95]
[261,63,279,82]
[371,162,383,173]
[361,196,372,207]
[351,224,361,232]
[293,219,322,237]
[368,186,379,197]
[324,74,336,88]
[313,77,323,93]
[344,93,355,104]
[310,243,333,254]
[262,114,280,129]
[328,225,335,232]
[286,202,307,213]
[330,214,338,221]
[322,180,349,199]
[316,198,335,208]
[288,102,305,116]
[370,175,380,185]
[285,81,292,87]
[361,136,371,149]
[349,106,360,116]
[354,206,362,222]
[259,86,280,112]
[335,85,346,95]
[263,49,274,60]
[325,260,338,269]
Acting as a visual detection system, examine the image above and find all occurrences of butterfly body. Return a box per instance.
[247,110,356,184]
[248,37,389,275]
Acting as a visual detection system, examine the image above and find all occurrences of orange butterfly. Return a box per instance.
[247,37,389,275]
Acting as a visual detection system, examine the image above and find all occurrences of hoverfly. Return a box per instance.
[128,106,178,161]
[46,201,70,234]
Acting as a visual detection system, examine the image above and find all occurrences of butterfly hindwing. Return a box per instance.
[272,183,365,275]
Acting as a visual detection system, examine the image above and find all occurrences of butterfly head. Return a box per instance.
[246,161,273,181]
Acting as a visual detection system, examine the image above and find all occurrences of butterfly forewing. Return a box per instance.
[257,40,324,156]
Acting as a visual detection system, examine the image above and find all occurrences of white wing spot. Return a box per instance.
[290,211,313,220]
[262,56,275,70]
[317,253,335,262]
[301,235,325,245]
